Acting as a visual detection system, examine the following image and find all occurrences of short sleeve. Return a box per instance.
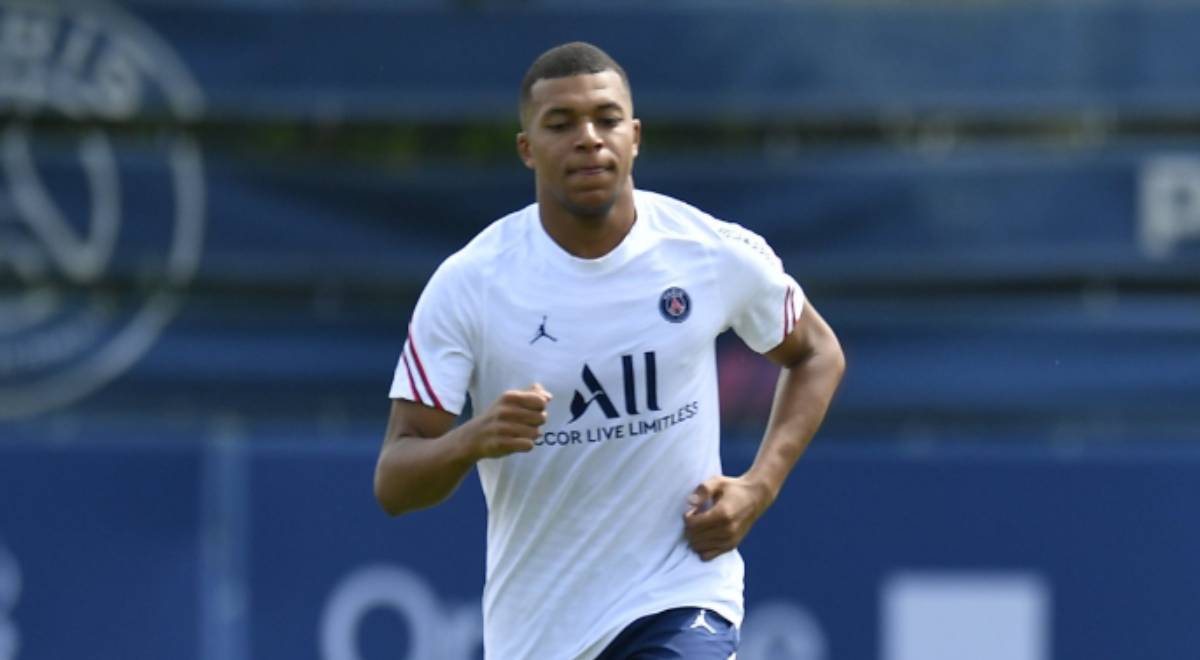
[388,255,476,414]
[714,221,805,354]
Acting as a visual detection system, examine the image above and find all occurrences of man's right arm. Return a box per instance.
[373,385,551,516]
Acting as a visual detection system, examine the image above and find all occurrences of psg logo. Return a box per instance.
[659,287,692,323]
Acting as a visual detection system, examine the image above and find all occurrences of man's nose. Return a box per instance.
[576,121,602,149]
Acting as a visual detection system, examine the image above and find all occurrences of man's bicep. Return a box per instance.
[763,300,838,368]
[384,398,458,442]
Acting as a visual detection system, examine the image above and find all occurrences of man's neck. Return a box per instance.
[538,191,637,259]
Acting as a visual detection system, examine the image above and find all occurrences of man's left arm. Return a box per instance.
[684,299,845,561]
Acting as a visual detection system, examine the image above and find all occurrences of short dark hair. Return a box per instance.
[519,42,631,126]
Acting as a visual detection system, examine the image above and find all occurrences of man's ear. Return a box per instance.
[516,132,535,170]
[631,118,641,159]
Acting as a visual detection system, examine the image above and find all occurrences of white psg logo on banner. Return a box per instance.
[0,0,205,417]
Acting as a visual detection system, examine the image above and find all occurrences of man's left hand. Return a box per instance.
[683,475,774,561]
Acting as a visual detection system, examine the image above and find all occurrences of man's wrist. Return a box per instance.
[741,470,781,514]
[446,420,483,465]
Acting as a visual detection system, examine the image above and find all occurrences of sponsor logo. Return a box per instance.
[0,0,205,417]
[533,352,697,448]
[569,352,659,423]
[659,286,691,323]
[739,600,827,660]
[882,571,1050,660]
[321,564,481,660]
[321,563,824,660]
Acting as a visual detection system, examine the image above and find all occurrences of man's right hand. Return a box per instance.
[465,383,553,459]
[375,383,553,515]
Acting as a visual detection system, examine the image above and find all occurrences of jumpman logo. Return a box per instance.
[689,610,717,635]
[530,315,558,344]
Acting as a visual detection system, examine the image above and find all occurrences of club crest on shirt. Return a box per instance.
[659,287,691,323]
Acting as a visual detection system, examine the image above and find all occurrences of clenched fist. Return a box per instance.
[467,383,553,459]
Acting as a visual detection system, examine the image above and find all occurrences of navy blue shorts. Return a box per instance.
[595,607,739,660]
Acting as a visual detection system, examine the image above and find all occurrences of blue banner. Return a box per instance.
[0,443,201,659]
[3,442,1200,659]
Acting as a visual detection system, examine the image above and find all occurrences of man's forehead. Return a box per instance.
[528,70,631,112]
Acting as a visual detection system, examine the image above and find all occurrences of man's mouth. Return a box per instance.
[569,165,612,176]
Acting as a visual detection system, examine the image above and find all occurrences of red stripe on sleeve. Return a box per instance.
[407,324,445,411]
[401,345,424,405]
[782,287,794,341]
[788,287,798,331]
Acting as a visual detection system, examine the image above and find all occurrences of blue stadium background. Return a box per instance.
[2,1,1200,659]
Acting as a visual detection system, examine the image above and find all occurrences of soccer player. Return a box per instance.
[375,41,845,660]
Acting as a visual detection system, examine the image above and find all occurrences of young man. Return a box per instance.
[375,42,845,660]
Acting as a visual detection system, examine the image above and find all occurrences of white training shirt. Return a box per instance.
[390,189,804,660]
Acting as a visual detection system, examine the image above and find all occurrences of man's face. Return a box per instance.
[517,70,641,219]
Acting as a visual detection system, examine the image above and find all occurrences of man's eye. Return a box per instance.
[546,123,569,131]
[599,117,621,127]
